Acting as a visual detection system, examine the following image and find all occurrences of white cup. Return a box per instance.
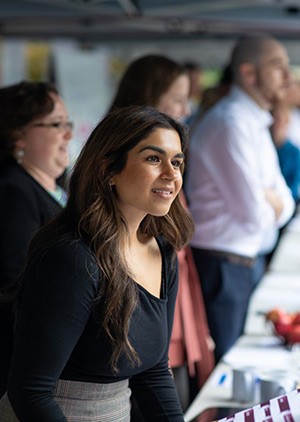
[232,368,256,403]
[260,377,296,402]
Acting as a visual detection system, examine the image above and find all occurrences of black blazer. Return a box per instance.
[0,157,64,289]
[0,157,64,395]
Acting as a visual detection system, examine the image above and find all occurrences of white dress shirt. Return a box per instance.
[186,85,295,258]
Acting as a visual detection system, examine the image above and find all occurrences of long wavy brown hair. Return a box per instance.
[28,105,194,372]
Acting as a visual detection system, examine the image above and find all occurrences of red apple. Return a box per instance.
[274,321,293,336]
[286,325,300,344]
[292,312,300,325]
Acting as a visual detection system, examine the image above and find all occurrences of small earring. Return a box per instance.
[109,180,114,191]
[15,149,24,164]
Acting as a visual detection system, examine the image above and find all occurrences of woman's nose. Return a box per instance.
[161,164,178,181]
[63,128,73,141]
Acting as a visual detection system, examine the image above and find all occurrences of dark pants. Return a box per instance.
[191,248,265,362]
[172,365,190,412]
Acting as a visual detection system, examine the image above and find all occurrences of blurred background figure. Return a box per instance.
[187,35,295,363]
[200,63,233,115]
[189,63,233,135]
[285,80,300,147]
[271,95,300,206]
[183,61,204,126]
[109,54,191,122]
[265,89,300,266]
[109,54,215,414]
[0,81,72,396]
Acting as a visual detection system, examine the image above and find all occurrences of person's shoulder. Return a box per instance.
[217,90,255,132]
[0,158,36,192]
[222,94,249,124]
[196,94,237,128]
[0,161,34,207]
[190,96,240,148]
[286,140,300,153]
[156,235,173,253]
[156,236,176,268]
[51,233,94,257]
[24,233,100,297]
[0,158,23,183]
[40,233,98,278]
[278,140,300,158]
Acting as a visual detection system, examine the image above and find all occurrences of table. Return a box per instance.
[184,214,300,422]
[183,361,244,422]
[268,214,300,274]
[184,335,294,422]
[244,272,300,335]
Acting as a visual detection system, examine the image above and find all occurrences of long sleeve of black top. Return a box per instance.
[7,235,184,421]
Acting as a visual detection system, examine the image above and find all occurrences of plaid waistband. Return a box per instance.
[54,379,129,400]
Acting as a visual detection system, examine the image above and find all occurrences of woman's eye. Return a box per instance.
[146,155,160,163]
[172,159,183,168]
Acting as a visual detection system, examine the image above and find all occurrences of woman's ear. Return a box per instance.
[109,178,115,190]
[13,132,27,164]
[13,126,29,149]
[14,138,26,150]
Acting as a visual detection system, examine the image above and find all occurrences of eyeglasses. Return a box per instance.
[31,121,74,131]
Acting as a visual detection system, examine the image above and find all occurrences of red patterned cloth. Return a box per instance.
[169,192,215,388]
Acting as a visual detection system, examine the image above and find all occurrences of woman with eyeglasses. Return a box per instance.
[0,81,73,397]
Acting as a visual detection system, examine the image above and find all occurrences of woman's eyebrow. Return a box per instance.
[138,145,184,158]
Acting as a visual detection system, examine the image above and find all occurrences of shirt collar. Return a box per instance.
[229,84,274,128]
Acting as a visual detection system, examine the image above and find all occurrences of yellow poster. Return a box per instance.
[25,42,51,81]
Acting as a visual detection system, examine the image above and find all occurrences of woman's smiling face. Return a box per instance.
[15,93,72,180]
[112,127,184,224]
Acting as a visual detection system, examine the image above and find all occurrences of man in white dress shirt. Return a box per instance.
[186,35,295,362]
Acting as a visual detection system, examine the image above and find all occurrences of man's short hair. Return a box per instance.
[230,34,278,81]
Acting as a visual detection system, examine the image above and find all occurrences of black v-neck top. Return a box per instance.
[7,234,184,421]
